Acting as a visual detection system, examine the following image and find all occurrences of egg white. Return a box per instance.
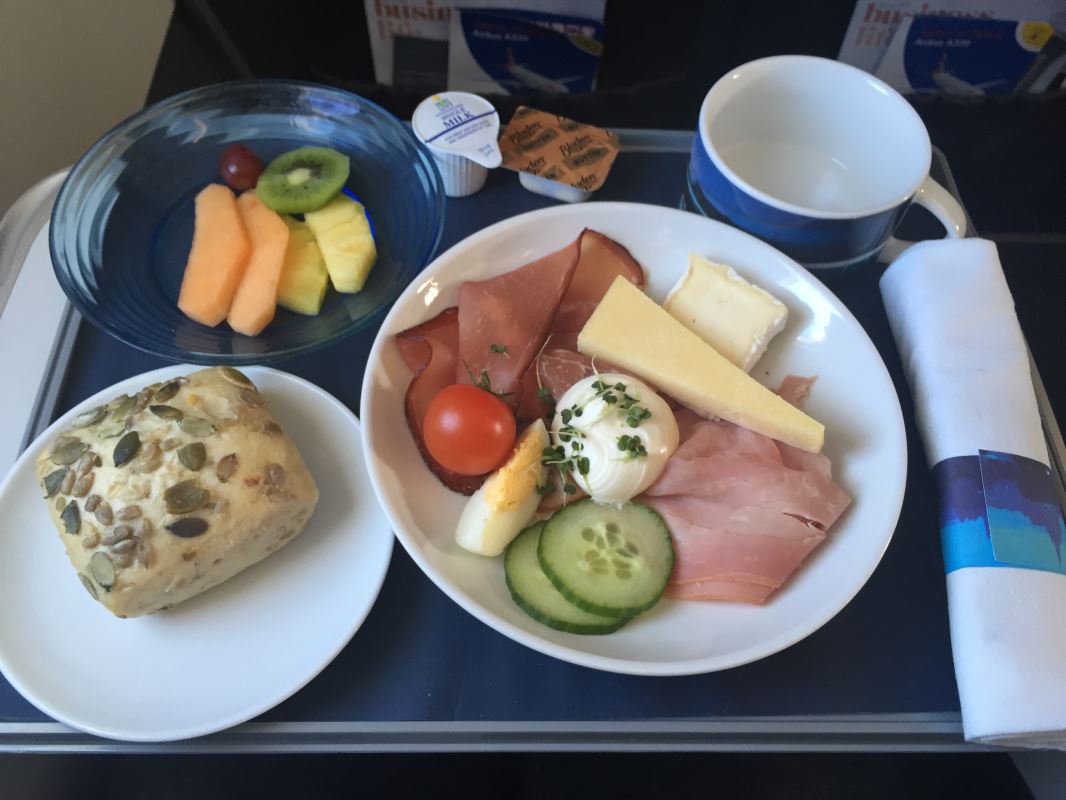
[455,419,549,557]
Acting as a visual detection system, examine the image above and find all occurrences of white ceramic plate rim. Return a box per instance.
[0,366,393,741]
[362,202,906,676]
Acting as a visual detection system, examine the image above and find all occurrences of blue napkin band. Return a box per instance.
[935,450,1066,575]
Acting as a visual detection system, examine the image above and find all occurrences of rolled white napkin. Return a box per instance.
[881,238,1066,748]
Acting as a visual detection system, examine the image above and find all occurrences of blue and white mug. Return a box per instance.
[688,55,967,269]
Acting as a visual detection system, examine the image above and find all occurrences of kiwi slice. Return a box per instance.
[255,146,350,214]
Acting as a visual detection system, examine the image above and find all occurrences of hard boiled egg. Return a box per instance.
[455,419,549,557]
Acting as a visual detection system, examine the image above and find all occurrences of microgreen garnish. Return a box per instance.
[489,343,509,356]
[590,379,619,404]
[617,434,648,459]
[556,403,585,445]
[589,379,651,422]
[543,378,654,498]
[624,405,652,428]
[462,361,513,399]
[540,431,588,496]
[536,387,556,412]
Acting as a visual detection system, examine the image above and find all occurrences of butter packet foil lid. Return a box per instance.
[498,107,620,194]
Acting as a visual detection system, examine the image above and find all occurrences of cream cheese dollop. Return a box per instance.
[551,373,679,505]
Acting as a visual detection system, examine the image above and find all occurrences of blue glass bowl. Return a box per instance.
[50,80,445,365]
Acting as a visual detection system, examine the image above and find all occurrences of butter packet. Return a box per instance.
[497,107,621,202]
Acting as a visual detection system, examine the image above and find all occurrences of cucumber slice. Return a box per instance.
[505,522,627,635]
[538,499,673,617]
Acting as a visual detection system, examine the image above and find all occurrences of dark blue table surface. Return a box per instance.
[4,146,1062,726]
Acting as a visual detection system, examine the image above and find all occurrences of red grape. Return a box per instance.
[219,143,263,191]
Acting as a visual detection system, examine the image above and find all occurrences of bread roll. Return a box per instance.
[36,366,318,617]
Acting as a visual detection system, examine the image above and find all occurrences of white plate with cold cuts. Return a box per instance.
[362,202,906,676]
[0,366,393,741]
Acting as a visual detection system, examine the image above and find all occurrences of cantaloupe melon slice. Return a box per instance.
[277,216,330,316]
[227,192,290,337]
[177,184,251,327]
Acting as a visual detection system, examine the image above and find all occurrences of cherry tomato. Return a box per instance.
[219,143,263,191]
[423,384,516,475]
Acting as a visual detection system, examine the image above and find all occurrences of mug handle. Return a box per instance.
[878,175,968,263]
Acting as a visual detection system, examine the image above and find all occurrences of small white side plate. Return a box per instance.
[362,202,907,676]
[0,366,393,741]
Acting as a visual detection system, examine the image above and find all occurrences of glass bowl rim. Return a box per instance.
[48,78,446,366]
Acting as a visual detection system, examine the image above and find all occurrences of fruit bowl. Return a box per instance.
[50,80,445,365]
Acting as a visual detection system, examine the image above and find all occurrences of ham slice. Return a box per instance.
[518,347,672,424]
[456,234,584,405]
[396,306,456,374]
[537,481,588,514]
[641,496,827,587]
[537,347,593,399]
[644,423,849,529]
[551,231,645,335]
[400,229,638,492]
[515,232,646,423]
[396,307,482,495]
[776,374,816,408]
[639,377,850,604]
[665,580,775,604]
[516,348,590,423]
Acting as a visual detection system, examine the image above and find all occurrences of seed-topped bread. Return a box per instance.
[36,366,319,617]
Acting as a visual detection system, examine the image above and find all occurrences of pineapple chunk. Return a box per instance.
[303,195,377,293]
[277,217,330,315]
